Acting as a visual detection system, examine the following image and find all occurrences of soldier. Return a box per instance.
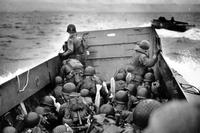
[88,104,123,133]
[52,124,73,133]
[61,82,77,102]
[114,90,129,111]
[136,85,150,99]
[53,76,63,104]
[35,106,60,132]
[2,126,17,133]
[78,66,108,104]
[39,96,60,128]
[114,73,127,93]
[132,99,161,130]
[151,80,161,100]
[89,104,135,133]
[22,112,48,133]
[143,72,155,92]
[59,84,91,133]
[60,59,84,86]
[128,40,161,88]
[144,100,200,133]
[60,24,88,65]
[80,89,96,113]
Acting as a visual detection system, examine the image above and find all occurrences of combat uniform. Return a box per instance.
[128,40,160,88]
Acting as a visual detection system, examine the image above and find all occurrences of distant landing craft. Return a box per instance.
[151,16,195,32]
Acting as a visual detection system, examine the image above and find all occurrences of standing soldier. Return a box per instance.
[60,24,88,65]
[128,40,161,88]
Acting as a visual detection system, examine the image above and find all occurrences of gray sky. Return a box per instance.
[1,0,200,12]
[2,0,200,4]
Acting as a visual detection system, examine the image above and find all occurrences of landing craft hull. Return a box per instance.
[0,27,199,118]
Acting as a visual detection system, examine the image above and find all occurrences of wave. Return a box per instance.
[0,68,27,85]
[0,53,58,85]
[156,28,200,40]
[164,56,200,89]
[138,22,152,27]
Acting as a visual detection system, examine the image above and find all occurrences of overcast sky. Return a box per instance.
[2,0,200,4]
[1,0,200,12]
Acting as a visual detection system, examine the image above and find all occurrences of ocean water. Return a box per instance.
[0,11,200,89]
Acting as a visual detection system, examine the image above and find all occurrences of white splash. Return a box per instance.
[138,22,152,27]
[164,56,200,89]
[156,28,200,40]
[0,68,27,85]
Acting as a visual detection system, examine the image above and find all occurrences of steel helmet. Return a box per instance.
[115,73,126,81]
[24,112,40,128]
[133,99,161,128]
[144,72,155,82]
[53,86,63,97]
[126,65,135,73]
[127,83,137,96]
[2,126,17,133]
[55,76,63,85]
[117,68,126,75]
[62,82,76,94]
[139,40,150,50]
[100,104,115,116]
[66,24,76,34]
[115,90,129,104]
[144,101,200,133]
[53,125,69,133]
[35,106,45,115]
[41,96,54,107]
[80,89,89,97]
[61,65,73,75]
[137,86,149,99]
[84,66,96,76]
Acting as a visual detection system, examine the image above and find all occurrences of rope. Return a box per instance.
[17,70,30,92]
[180,83,200,95]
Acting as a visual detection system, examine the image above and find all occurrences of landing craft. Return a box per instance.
[0,27,199,130]
[151,16,195,32]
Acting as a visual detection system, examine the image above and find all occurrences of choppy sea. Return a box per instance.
[0,11,200,89]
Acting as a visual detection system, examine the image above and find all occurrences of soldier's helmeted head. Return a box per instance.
[100,104,115,116]
[84,66,96,76]
[55,76,63,85]
[62,82,76,94]
[139,40,150,50]
[2,126,17,133]
[80,89,90,97]
[136,85,149,99]
[133,99,161,129]
[144,100,200,133]
[41,96,54,107]
[67,24,76,34]
[115,90,129,104]
[144,72,155,83]
[53,125,69,133]
[24,112,40,128]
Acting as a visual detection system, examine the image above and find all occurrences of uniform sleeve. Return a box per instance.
[67,38,74,52]
[62,38,74,57]
[139,54,158,67]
